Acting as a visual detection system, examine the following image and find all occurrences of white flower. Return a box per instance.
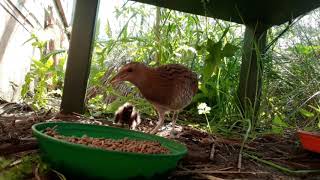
[197,102,211,115]
[197,103,206,110]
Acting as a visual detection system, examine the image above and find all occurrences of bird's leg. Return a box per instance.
[171,111,177,129]
[150,110,165,134]
[170,111,179,137]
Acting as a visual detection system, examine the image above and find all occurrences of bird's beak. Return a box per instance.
[110,73,125,85]
[110,76,119,85]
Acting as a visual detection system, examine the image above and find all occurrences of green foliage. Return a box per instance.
[21,34,66,110]
[202,28,239,80]
[299,108,315,118]
[86,2,243,127]
[260,10,320,133]
[0,155,40,180]
[195,30,239,105]
[19,1,320,136]
[87,84,154,116]
[271,114,289,134]
[0,157,12,170]
[298,104,320,131]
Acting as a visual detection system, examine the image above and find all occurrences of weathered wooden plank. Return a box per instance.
[60,0,100,114]
[131,0,320,26]
[237,23,267,125]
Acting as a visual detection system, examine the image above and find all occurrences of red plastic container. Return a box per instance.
[298,130,320,153]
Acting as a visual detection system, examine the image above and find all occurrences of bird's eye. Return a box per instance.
[127,68,133,72]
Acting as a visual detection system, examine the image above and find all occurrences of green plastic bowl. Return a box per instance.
[32,122,187,179]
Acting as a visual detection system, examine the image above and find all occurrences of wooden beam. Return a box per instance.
[60,0,99,114]
[131,0,320,26]
[53,0,71,39]
[237,23,267,127]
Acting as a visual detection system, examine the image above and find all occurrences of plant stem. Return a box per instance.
[238,118,252,169]
[244,152,320,175]
[204,114,212,133]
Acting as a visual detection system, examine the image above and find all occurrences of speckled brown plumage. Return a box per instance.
[110,62,198,134]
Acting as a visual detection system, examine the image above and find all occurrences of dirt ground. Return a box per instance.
[0,101,320,180]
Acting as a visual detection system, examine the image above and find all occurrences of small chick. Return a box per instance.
[114,102,141,130]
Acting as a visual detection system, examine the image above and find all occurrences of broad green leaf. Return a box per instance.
[272,114,288,127]
[149,61,156,66]
[32,60,45,68]
[210,41,222,62]
[195,44,204,51]
[272,124,283,134]
[299,108,315,118]
[218,27,230,42]
[120,18,130,39]
[203,39,222,80]
[222,43,239,57]
[22,35,36,45]
[203,54,214,80]
[41,50,66,62]
[45,59,54,68]
[207,39,214,51]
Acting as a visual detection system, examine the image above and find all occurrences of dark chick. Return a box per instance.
[114,102,141,130]
[110,62,198,134]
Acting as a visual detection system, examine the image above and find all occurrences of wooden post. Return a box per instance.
[60,0,99,114]
[237,23,267,127]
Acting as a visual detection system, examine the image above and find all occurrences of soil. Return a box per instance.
[44,127,170,154]
[0,101,320,179]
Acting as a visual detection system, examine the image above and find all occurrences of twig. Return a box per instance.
[0,137,36,144]
[0,139,38,155]
[237,152,243,171]
[238,118,252,170]
[175,170,269,175]
[209,143,215,161]
[20,137,37,141]
[264,154,311,161]
[177,165,190,171]
[183,165,233,171]
[210,167,233,171]
[215,138,256,150]
[0,103,18,115]
[185,164,230,169]
[244,152,320,175]
[217,154,228,162]
[9,159,22,167]
[272,159,309,169]
[195,174,224,180]
[270,146,290,156]
[185,164,213,168]
[51,169,67,180]
[34,163,41,180]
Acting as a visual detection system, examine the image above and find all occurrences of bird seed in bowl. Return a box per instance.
[44,127,170,154]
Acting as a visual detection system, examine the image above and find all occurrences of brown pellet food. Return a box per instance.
[43,127,170,154]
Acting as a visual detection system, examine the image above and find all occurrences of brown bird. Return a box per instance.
[110,62,198,134]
